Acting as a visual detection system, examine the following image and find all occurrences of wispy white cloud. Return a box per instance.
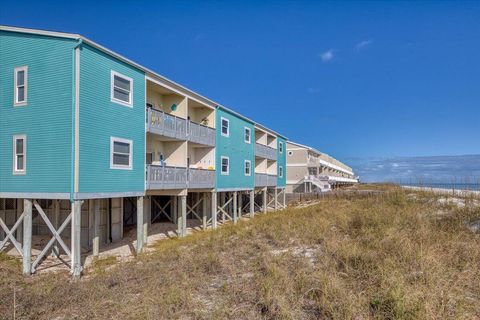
[319,49,334,62]
[355,40,373,50]
[307,87,320,94]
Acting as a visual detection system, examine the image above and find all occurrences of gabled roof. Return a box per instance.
[0,25,287,140]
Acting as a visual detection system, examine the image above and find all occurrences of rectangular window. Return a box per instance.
[221,156,229,175]
[221,117,229,137]
[110,137,133,169]
[279,166,283,178]
[14,66,28,106]
[279,142,283,153]
[111,71,133,107]
[244,160,251,176]
[244,127,251,144]
[13,135,26,174]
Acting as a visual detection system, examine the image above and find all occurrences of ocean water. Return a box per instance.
[400,182,480,191]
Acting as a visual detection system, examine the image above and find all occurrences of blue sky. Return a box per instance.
[1,1,479,160]
[347,155,480,183]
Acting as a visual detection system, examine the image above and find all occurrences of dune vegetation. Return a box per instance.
[1,186,479,319]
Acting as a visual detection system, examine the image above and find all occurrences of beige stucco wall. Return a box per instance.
[255,129,267,145]
[147,134,187,167]
[188,144,215,169]
[286,166,308,184]
[147,82,188,118]
[255,157,267,173]
[188,98,215,128]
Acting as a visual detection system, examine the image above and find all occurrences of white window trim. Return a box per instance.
[110,137,133,170]
[14,66,28,106]
[221,117,229,137]
[279,166,283,178]
[244,127,251,144]
[244,160,251,176]
[111,71,133,107]
[221,156,229,175]
[279,142,283,153]
[13,134,26,175]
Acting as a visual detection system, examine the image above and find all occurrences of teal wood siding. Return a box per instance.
[277,137,287,187]
[215,108,255,190]
[0,31,74,194]
[78,44,145,194]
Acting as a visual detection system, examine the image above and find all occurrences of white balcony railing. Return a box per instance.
[147,108,215,146]
[147,108,188,140]
[255,173,277,187]
[188,168,215,188]
[146,165,215,190]
[189,121,215,146]
[147,165,188,189]
[255,143,277,160]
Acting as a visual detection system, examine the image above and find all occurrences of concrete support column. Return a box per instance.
[22,199,32,275]
[238,192,243,219]
[143,197,149,245]
[93,199,100,257]
[136,196,144,253]
[71,200,82,278]
[233,191,238,224]
[179,195,187,237]
[249,190,255,218]
[274,188,278,211]
[211,192,217,229]
[221,193,226,223]
[263,188,267,213]
[202,193,207,230]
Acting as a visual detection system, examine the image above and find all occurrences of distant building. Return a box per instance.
[286,141,358,193]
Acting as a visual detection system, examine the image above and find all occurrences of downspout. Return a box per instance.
[70,38,83,202]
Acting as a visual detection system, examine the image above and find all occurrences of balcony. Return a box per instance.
[146,165,215,190]
[255,173,278,187]
[147,165,188,189]
[189,121,215,146]
[255,143,277,161]
[188,168,215,188]
[147,108,187,140]
[147,108,215,146]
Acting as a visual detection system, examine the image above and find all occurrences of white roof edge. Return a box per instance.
[0,25,81,40]
[0,25,286,138]
[287,141,322,155]
[318,159,354,175]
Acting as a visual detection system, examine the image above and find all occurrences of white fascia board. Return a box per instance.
[319,159,354,175]
[324,175,358,183]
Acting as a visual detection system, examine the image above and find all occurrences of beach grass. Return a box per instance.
[1,186,479,319]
